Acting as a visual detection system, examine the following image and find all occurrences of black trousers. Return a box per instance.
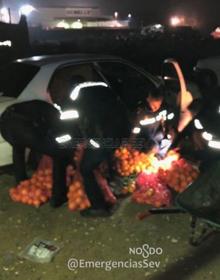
[80,147,113,209]
[0,116,72,199]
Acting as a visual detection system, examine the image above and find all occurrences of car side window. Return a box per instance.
[98,62,157,110]
[48,64,103,105]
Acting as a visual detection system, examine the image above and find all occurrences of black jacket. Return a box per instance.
[0,100,80,145]
[72,86,131,146]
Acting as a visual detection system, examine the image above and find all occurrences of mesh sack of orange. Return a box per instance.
[68,169,117,211]
[9,152,77,207]
[94,169,117,204]
[67,172,91,211]
[9,168,52,207]
[114,147,155,177]
[158,158,199,193]
[132,172,172,207]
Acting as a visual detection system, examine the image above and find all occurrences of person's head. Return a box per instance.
[146,86,164,112]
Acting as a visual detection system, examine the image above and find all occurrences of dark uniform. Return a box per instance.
[0,100,76,207]
[190,92,220,166]
[74,86,130,212]
[177,96,220,225]
[131,97,177,156]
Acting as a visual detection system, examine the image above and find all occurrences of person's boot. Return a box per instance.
[80,201,120,217]
[106,200,120,215]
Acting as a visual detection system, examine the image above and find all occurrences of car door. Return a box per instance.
[96,61,160,112]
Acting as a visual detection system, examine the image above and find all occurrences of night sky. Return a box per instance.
[3,0,220,29]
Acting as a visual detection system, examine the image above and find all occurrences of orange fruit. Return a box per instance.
[33,200,41,207]
[76,189,84,197]
[21,188,28,196]
[68,202,77,211]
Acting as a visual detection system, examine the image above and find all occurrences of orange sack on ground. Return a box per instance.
[9,154,116,210]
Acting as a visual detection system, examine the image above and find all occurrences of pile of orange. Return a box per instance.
[9,169,52,207]
[114,147,154,176]
[9,156,115,210]
[67,175,91,211]
[158,159,199,193]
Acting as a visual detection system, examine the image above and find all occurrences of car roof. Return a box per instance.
[16,53,126,67]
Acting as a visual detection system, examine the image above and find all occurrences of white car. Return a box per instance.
[0,53,161,166]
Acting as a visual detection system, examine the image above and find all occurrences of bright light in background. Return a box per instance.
[154,24,162,29]
[0,7,10,23]
[56,20,70,29]
[71,21,83,29]
[211,27,220,39]
[128,13,132,19]
[1,7,8,15]
[170,16,184,27]
[114,11,118,19]
[19,4,36,16]
[111,20,123,28]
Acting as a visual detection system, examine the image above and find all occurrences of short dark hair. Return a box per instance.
[148,85,164,100]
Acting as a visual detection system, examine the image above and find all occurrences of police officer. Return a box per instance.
[71,84,130,217]
[0,100,77,208]
[191,98,220,166]
[131,85,177,157]
[177,102,220,225]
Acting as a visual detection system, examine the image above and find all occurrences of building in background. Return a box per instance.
[0,0,129,29]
